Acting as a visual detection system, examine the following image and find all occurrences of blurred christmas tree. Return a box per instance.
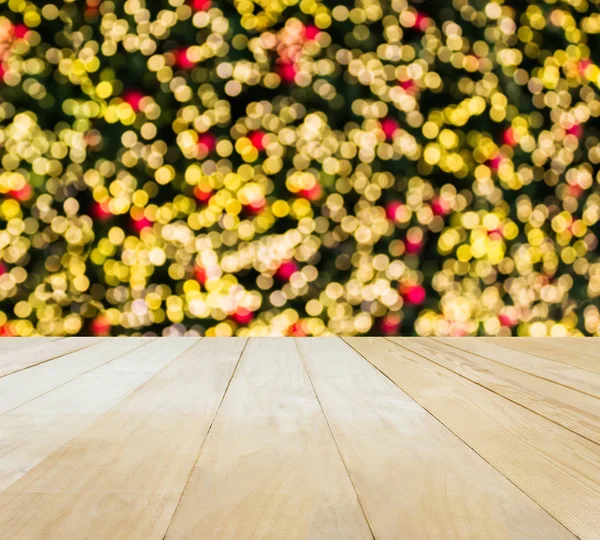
[0,0,599,337]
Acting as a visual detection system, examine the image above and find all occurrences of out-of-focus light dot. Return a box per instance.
[155,165,175,185]
[422,122,439,139]
[216,140,233,157]
[14,301,32,318]
[23,12,41,28]
[74,275,90,292]
[529,322,548,337]
[272,200,289,218]
[148,248,166,266]
[96,81,113,99]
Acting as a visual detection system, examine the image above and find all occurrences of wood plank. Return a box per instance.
[542,337,600,348]
[390,337,600,445]
[165,338,373,540]
[298,338,574,540]
[437,337,600,398]
[0,337,197,492]
[346,337,600,540]
[0,337,245,540]
[0,337,98,378]
[484,337,600,373]
[0,338,150,414]
[0,338,62,353]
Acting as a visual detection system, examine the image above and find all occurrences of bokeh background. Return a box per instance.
[0,0,599,337]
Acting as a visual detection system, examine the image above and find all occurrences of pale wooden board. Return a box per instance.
[390,337,600,445]
[346,337,600,540]
[0,338,150,415]
[0,338,62,353]
[0,337,98,378]
[165,338,373,540]
[299,338,574,540]
[0,337,245,540]
[484,337,600,373]
[535,337,600,347]
[0,337,197,493]
[437,337,600,398]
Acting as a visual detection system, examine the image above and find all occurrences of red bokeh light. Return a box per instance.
[276,260,298,281]
[123,91,144,111]
[232,308,253,325]
[403,285,426,305]
[381,118,399,140]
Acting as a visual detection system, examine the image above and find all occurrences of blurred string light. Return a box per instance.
[0,0,598,337]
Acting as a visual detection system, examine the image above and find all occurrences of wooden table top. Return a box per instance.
[0,337,599,539]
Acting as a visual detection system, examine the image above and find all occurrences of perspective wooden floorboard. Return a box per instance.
[437,337,600,397]
[0,337,97,378]
[484,337,600,373]
[346,337,600,540]
[0,337,63,353]
[391,337,600,444]
[298,338,573,540]
[1,337,599,539]
[166,338,372,539]
[0,337,149,415]
[0,338,196,494]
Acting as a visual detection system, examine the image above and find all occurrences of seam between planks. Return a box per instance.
[0,336,64,352]
[0,338,157,417]
[0,338,203,496]
[0,339,98,380]
[343,337,582,540]
[161,337,249,540]
[437,338,600,401]
[295,337,377,540]
[395,337,600,449]
[483,340,600,374]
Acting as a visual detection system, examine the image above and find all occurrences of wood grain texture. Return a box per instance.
[1,337,599,540]
[0,338,62,353]
[0,337,149,414]
[166,338,372,540]
[0,337,196,493]
[390,337,600,444]
[346,337,600,540]
[437,337,600,397]
[0,337,244,540]
[0,337,97,378]
[301,338,574,540]
[484,337,600,373]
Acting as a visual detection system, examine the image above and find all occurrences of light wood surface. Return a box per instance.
[0,337,599,539]
[0,337,149,414]
[0,337,97,378]
[0,338,196,493]
[0,337,244,539]
[392,337,600,444]
[484,337,600,373]
[298,338,573,540]
[166,338,372,539]
[0,337,62,353]
[438,337,600,397]
[346,337,600,540]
